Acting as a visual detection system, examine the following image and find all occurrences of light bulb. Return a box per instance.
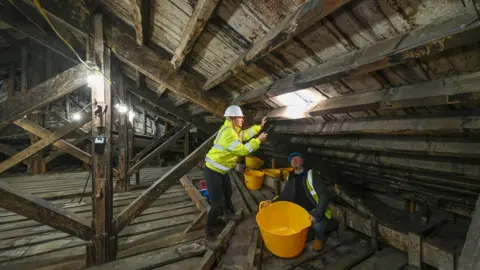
[87,73,103,88]
[115,103,128,114]
[72,113,81,121]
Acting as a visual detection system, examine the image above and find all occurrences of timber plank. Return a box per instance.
[0,64,88,129]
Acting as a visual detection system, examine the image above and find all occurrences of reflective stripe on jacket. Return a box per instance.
[205,119,262,174]
[287,170,333,219]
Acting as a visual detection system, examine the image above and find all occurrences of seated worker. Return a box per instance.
[260,152,335,252]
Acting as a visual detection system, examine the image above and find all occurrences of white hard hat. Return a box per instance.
[224,105,244,117]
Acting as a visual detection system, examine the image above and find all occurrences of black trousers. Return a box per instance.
[204,166,234,232]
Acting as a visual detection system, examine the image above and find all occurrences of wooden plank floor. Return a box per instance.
[0,166,204,270]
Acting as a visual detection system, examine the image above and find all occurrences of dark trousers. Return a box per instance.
[204,166,234,232]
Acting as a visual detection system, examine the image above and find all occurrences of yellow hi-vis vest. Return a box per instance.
[288,170,333,219]
[205,120,262,174]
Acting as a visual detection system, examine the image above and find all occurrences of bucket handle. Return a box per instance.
[258,196,278,210]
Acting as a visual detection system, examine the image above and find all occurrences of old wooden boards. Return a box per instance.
[234,14,480,105]
[202,0,351,90]
[113,133,215,234]
[0,64,88,129]
[0,182,92,240]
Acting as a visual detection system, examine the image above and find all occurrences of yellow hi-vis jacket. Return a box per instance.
[205,119,262,174]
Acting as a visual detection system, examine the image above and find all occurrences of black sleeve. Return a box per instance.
[312,171,330,221]
[274,178,292,202]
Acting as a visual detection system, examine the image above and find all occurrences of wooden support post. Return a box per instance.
[88,13,115,264]
[31,112,45,175]
[184,130,190,157]
[113,133,215,234]
[7,62,16,99]
[0,181,92,240]
[127,93,135,185]
[0,64,88,129]
[0,116,89,174]
[117,74,129,192]
[21,48,28,94]
[127,124,193,177]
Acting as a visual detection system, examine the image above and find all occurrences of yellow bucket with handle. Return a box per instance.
[263,168,281,179]
[246,156,264,169]
[280,167,294,181]
[256,200,311,258]
[244,169,264,190]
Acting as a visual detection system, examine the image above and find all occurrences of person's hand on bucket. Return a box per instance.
[260,200,272,209]
[309,215,316,225]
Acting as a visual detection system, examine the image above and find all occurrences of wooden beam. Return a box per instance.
[0,182,92,240]
[130,96,183,126]
[20,48,28,94]
[131,126,178,164]
[16,0,229,116]
[308,71,480,117]
[179,175,210,211]
[43,134,89,165]
[14,118,92,165]
[234,15,480,105]
[0,115,89,174]
[171,0,221,70]
[127,124,193,176]
[0,64,88,129]
[132,0,152,45]
[275,115,480,135]
[6,62,15,99]
[113,133,215,234]
[202,0,351,90]
[0,143,29,166]
[458,195,480,270]
[128,85,216,133]
[117,73,129,192]
[88,12,116,264]
[290,135,480,158]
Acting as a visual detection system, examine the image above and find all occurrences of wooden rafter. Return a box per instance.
[235,15,480,105]
[131,0,152,45]
[171,0,221,70]
[130,95,183,126]
[113,133,215,234]
[43,134,89,165]
[0,0,80,63]
[127,124,193,176]
[0,182,92,240]
[0,115,89,174]
[20,0,229,117]
[0,64,88,129]
[202,0,351,90]
[128,84,216,133]
[274,115,480,135]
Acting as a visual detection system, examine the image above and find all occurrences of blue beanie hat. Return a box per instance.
[288,152,303,162]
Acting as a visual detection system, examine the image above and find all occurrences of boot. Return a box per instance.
[204,220,226,251]
[312,240,323,252]
[224,209,241,222]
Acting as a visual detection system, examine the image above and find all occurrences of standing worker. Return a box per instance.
[204,105,268,250]
[260,152,335,252]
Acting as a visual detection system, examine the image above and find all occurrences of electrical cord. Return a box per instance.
[31,0,126,106]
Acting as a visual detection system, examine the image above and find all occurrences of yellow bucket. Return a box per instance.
[257,201,311,258]
[246,156,264,169]
[280,167,294,181]
[263,169,281,179]
[244,169,264,190]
